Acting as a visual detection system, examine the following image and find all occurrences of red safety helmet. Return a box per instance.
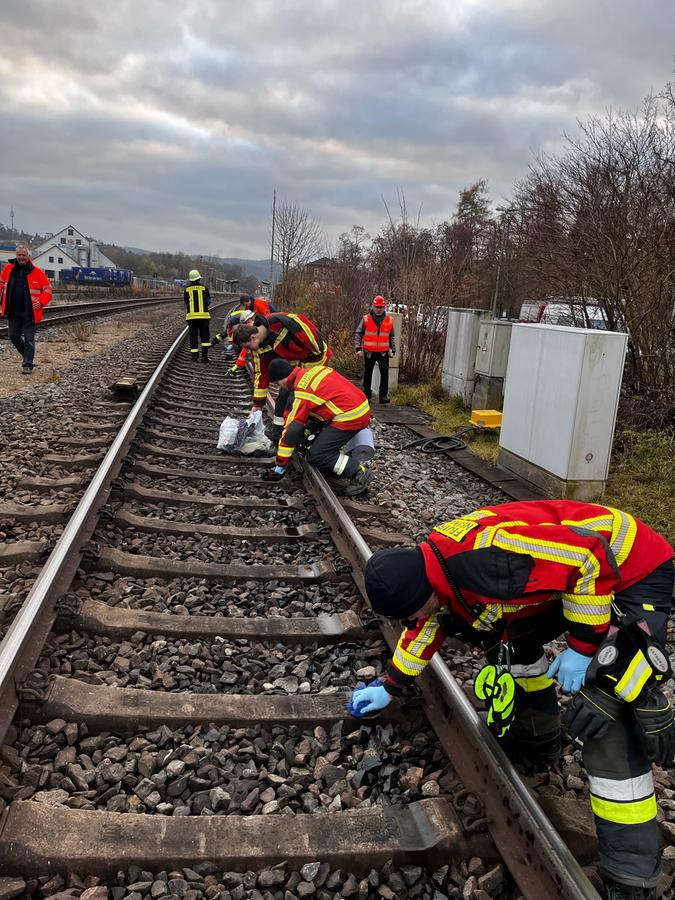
[373,295,386,308]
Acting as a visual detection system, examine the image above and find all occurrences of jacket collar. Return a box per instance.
[9,258,34,273]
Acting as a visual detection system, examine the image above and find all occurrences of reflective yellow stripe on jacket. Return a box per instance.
[186,285,210,320]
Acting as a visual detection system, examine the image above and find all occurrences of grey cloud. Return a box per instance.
[1,0,673,256]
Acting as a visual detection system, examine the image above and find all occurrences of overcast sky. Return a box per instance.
[1,0,673,259]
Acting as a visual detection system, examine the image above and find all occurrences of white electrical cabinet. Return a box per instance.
[498,324,628,499]
[441,308,490,405]
[475,320,512,377]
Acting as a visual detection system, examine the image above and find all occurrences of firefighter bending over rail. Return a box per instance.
[348,500,674,900]
[233,310,331,441]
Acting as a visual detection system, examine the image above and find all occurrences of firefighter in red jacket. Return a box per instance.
[0,245,52,374]
[260,359,372,496]
[213,295,276,378]
[348,500,674,899]
[355,295,396,404]
[233,311,332,437]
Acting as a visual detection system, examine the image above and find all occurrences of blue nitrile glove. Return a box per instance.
[546,648,593,694]
[347,679,392,717]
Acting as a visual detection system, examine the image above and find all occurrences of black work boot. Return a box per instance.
[379,396,390,404]
[343,465,372,498]
[191,354,199,363]
[603,877,656,899]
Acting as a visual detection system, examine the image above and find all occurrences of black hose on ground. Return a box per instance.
[399,426,478,453]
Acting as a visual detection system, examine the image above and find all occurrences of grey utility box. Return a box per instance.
[472,320,512,411]
[441,308,490,406]
[498,324,628,500]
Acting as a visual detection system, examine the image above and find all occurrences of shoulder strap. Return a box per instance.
[426,538,482,618]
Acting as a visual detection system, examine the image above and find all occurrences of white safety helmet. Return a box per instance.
[188,269,201,282]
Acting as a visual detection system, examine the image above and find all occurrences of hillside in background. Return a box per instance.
[122,247,280,284]
[102,245,257,290]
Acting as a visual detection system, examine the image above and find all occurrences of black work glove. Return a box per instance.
[634,686,675,767]
[270,424,284,443]
[260,466,285,482]
[565,684,624,743]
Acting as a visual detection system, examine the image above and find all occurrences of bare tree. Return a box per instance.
[511,95,675,426]
[272,200,324,281]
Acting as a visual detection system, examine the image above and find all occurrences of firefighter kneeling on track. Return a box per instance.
[184,269,212,363]
[348,500,674,900]
[260,359,372,497]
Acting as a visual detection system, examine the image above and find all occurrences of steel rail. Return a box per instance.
[0,300,232,740]
[302,462,600,900]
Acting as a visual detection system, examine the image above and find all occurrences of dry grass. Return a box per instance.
[0,306,182,399]
[68,322,93,342]
[604,429,674,545]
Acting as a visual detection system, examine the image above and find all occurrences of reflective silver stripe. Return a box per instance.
[562,596,611,617]
[273,416,285,426]
[607,508,637,565]
[475,528,492,549]
[392,647,426,674]
[333,452,349,476]
[493,533,598,594]
[408,616,439,657]
[465,509,496,520]
[614,653,652,702]
[588,772,654,802]
[510,655,549,679]
[473,605,501,631]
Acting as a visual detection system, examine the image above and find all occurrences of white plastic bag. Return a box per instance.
[240,410,272,455]
[217,416,239,451]
[217,411,273,455]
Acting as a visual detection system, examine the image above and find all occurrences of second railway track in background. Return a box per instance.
[0,295,186,340]
[0,310,600,900]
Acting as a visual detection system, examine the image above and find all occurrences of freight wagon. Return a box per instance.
[59,267,133,286]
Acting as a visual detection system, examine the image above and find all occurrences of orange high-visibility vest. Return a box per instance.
[362,314,393,352]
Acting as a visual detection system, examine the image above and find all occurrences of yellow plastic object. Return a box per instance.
[470,409,502,429]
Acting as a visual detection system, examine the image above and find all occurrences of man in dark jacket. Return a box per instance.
[355,295,396,404]
[0,245,52,374]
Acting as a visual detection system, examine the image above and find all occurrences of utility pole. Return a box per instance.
[269,189,276,301]
[10,206,15,238]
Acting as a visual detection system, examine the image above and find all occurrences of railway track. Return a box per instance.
[0,314,600,899]
[0,296,183,340]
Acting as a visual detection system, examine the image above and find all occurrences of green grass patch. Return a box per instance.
[392,381,500,464]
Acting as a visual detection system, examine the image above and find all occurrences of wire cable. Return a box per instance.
[399,426,478,453]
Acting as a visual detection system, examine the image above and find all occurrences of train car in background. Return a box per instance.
[60,267,133,286]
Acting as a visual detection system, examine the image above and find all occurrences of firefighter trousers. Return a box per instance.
[188,320,211,359]
[482,610,661,887]
[480,559,674,888]
[306,425,364,479]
